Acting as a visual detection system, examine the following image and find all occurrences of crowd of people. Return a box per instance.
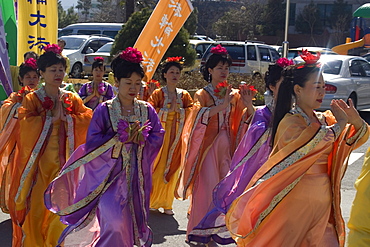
[0,43,369,247]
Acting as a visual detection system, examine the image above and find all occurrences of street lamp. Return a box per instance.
[282,0,290,58]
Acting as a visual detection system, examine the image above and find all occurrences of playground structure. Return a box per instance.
[332,3,370,55]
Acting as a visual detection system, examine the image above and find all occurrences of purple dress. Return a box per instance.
[44,97,164,246]
[78,81,114,110]
[188,105,272,244]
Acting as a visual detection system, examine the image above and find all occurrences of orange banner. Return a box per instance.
[134,0,193,80]
[17,0,58,63]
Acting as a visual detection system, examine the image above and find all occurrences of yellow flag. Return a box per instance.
[17,0,58,63]
[134,0,193,80]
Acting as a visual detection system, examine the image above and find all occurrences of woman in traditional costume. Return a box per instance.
[149,57,193,215]
[175,44,255,242]
[347,148,370,246]
[45,47,164,246]
[12,44,92,246]
[0,58,39,247]
[226,50,369,247]
[187,57,293,244]
[79,57,114,110]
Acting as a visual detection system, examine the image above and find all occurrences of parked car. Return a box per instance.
[60,35,114,78]
[361,52,370,62]
[58,23,123,39]
[318,54,370,110]
[83,42,113,75]
[201,41,280,77]
[191,34,214,41]
[189,39,214,59]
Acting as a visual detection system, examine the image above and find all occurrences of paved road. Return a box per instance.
[1,111,370,247]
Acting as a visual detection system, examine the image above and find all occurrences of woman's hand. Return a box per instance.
[169,96,179,113]
[336,99,364,130]
[222,85,234,108]
[147,83,157,97]
[331,99,348,131]
[239,84,256,108]
[127,121,140,143]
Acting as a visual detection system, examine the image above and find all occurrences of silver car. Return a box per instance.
[83,42,113,75]
[319,55,370,110]
[60,35,114,78]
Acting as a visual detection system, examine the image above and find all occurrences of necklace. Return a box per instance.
[121,105,134,116]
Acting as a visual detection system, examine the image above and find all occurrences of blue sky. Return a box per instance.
[60,0,77,9]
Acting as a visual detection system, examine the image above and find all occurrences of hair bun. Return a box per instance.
[94,57,104,62]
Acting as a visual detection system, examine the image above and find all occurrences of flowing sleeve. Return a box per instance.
[147,88,164,113]
[14,93,44,223]
[78,83,88,100]
[176,90,211,200]
[103,83,114,101]
[68,92,93,147]
[226,114,338,242]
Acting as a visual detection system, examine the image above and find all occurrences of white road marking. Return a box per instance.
[348,153,364,166]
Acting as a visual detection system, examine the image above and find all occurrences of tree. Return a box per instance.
[212,2,264,41]
[76,0,92,21]
[112,8,196,67]
[260,0,285,36]
[295,1,323,45]
[330,0,352,44]
[95,0,124,22]
[58,1,79,28]
[184,7,198,36]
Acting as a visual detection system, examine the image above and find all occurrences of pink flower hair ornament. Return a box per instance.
[276,57,294,68]
[24,58,38,70]
[44,44,62,54]
[119,47,143,64]
[94,57,104,62]
[211,44,228,55]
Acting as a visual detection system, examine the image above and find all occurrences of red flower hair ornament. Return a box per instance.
[24,58,38,70]
[211,44,228,55]
[94,57,104,62]
[165,56,184,64]
[276,57,294,68]
[119,47,143,64]
[44,44,62,54]
[297,49,321,69]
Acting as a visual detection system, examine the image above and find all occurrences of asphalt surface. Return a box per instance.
[1,111,370,247]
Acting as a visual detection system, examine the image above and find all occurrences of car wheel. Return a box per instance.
[347,93,357,108]
[71,63,83,78]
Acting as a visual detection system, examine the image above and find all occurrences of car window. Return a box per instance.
[270,49,280,61]
[63,37,86,49]
[247,45,257,61]
[58,29,73,37]
[258,47,272,62]
[350,60,366,77]
[359,60,370,76]
[77,30,101,35]
[322,60,342,75]
[287,51,298,59]
[84,40,100,53]
[96,43,113,53]
[102,31,118,39]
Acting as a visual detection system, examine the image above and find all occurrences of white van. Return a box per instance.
[58,23,124,39]
[201,41,281,78]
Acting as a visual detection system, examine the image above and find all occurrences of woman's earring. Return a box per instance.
[208,74,211,83]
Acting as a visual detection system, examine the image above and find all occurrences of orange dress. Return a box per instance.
[148,87,193,210]
[11,87,92,246]
[226,109,369,247]
[0,92,24,247]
